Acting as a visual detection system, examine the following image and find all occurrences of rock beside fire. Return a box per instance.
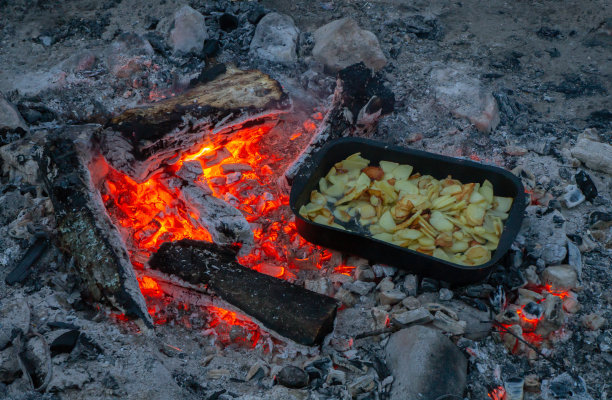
[542,265,578,291]
[312,18,387,72]
[164,5,208,55]
[430,64,500,133]
[571,130,612,175]
[385,325,467,400]
[249,13,299,63]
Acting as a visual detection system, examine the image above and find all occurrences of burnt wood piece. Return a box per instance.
[149,239,338,346]
[285,62,395,182]
[38,135,152,326]
[103,65,292,183]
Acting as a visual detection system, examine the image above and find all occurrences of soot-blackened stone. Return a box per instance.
[575,170,598,201]
[277,366,309,388]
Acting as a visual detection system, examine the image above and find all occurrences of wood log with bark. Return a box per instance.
[101,64,292,183]
[148,239,338,346]
[38,134,152,326]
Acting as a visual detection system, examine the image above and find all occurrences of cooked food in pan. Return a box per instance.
[299,153,514,266]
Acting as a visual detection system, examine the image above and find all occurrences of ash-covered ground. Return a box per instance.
[1,0,611,399]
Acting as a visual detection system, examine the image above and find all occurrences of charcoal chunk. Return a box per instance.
[276,366,309,388]
[575,170,598,201]
[50,329,80,356]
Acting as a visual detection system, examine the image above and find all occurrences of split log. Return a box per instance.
[38,134,152,326]
[148,239,338,346]
[102,65,292,182]
[285,62,395,182]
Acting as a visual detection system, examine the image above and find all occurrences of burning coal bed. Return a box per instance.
[100,115,335,347]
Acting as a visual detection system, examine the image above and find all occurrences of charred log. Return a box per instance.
[102,65,292,182]
[38,134,152,326]
[285,62,395,182]
[149,239,338,346]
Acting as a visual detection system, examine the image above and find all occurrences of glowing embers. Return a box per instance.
[206,307,262,348]
[496,284,572,355]
[102,165,212,256]
[488,386,506,400]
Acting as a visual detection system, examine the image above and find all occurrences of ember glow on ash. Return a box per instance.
[101,114,341,345]
[498,284,571,349]
[488,386,506,400]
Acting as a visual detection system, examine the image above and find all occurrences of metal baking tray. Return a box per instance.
[289,137,526,285]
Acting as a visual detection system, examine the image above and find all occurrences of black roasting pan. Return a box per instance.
[289,137,526,285]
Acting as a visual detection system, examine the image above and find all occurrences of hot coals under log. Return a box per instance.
[149,240,338,346]
[85,63,392,345]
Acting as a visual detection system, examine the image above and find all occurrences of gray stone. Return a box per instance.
[168,6,208,55]
[439,288,453,301]
[432,311,467,335]
[542,265,578,290]
[566,239,582,279]
[355,265,376,282]
[277,366,309,389]
[249,13,299,63]
[335,288,358,307]
[385,326,467,400]
[571,132,612,175]
[378,290,406,306]
[430,64,500,133]
[0,298,30,350]
[0,93,27,134]
[401,296,421,310]
[344,280,376,296]
[0,347,20,383]
[376,276,395,292]
[392,308,433,326]
[403,274,418,297]
[312,18,387,72]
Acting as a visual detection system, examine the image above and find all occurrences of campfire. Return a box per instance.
[1,2,610,399]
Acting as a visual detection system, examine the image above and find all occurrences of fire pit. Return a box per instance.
[1,1,610,398]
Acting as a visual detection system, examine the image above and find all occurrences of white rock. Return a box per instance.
[571,132,612,175]
[249,13,299,63]
[392,308,433,326]
[385,326,467,399]
[432,311,467,335]
[542,265,577,290]
[168,6,208,55]
[312,18,387,72]
[378,290,406,306]
[376,276,395,292]
[430,64,500,133]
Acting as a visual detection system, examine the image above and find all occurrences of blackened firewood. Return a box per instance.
[102,65,292,183]
[285,62,394,182]
[38,135,152,326]
[5,236,48,285]
[149,239,338,346]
